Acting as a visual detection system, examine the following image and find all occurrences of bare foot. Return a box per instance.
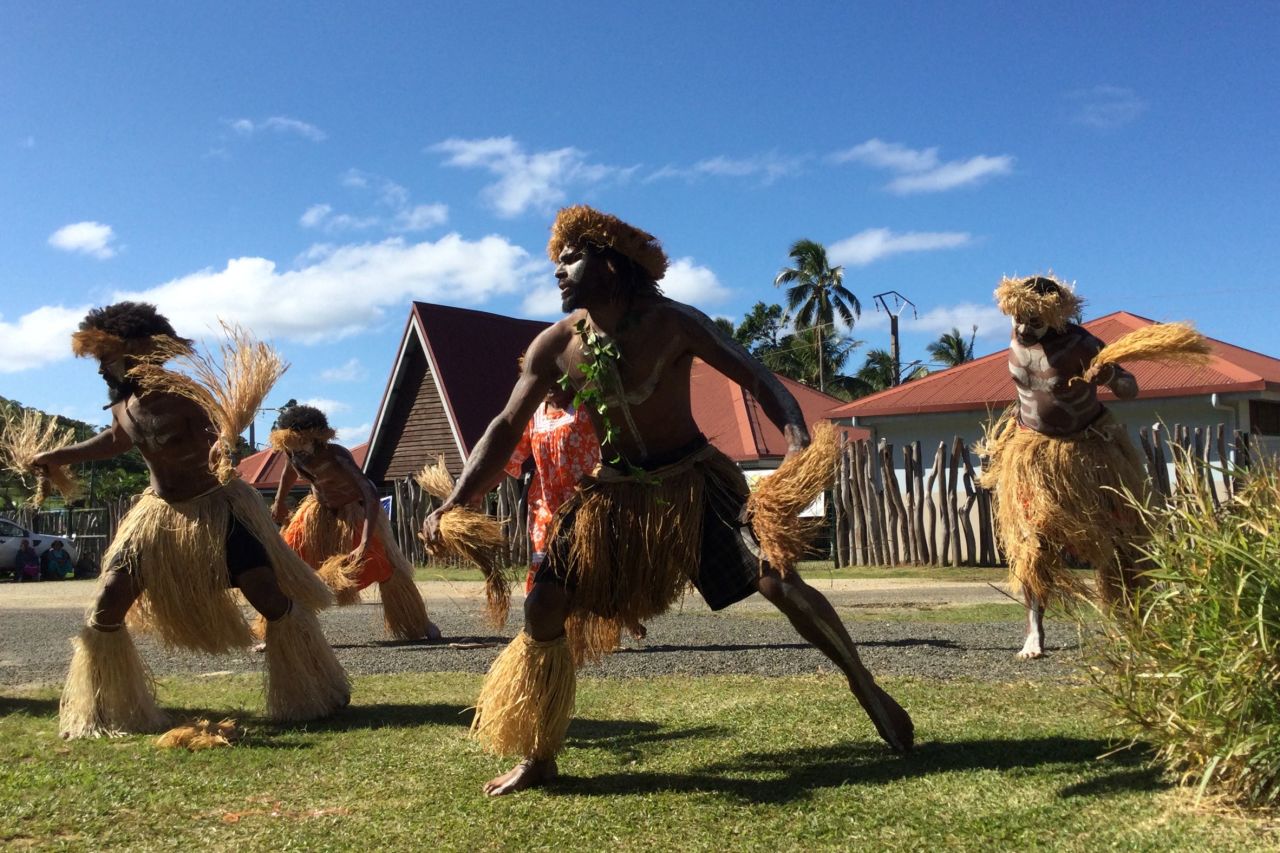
[483,758,558,796]
[849,677,914,755]
[1017,635,1044,660]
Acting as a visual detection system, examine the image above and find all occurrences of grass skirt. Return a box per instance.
[59,626,170,739]
[471,631,575,759]
[263,604,350,721]
[283,495,432,639]
[108,478,334,654]
[555,444,746,662]
[981,407,1149,604]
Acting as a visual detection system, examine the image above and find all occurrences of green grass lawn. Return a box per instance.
[3,674,1274,851]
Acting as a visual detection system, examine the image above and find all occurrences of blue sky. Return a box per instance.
[3,2,1277,446]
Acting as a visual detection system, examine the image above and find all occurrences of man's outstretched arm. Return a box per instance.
[674,304,810,452]
[31,413,134,469]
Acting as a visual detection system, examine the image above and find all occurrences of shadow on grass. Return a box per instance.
[620,637,960,655]
[329,635,509,651]
[551,736,1164,803]
[0,695,59,717]
[295,701,475,733]
[567,717,732,763]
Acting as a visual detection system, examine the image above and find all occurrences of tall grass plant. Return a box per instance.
[1092,455,1280,808]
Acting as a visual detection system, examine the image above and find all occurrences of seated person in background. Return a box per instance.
[42,541,75,580]
[15,540,41,582]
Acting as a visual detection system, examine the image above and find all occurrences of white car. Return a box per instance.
[0,516,80,572]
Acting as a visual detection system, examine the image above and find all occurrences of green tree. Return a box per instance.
[926,325,977,368]
[733,302,788,354]
[773,239,860,392]
[852,348,928,396]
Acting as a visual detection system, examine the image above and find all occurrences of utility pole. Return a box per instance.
[873,291,917,386]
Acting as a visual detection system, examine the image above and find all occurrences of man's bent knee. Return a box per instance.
[236,566,292,622]
[523,582,569,641]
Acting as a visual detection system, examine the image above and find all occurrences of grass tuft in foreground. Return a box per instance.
[1092,456,1280,810]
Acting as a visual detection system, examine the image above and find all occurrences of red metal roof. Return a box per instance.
[828,311,1280,419]
[690,360,866,461]
[237,442,369,490]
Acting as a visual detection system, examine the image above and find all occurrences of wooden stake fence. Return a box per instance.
[830,422,1253,568]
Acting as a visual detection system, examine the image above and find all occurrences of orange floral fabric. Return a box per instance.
[505,402,599,590]
[282,499,393,590]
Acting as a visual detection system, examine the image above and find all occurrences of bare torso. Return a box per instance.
[113,392,221,501]
[1008,324,1114,436]
[286,445,367,510]
[553,298,725,465]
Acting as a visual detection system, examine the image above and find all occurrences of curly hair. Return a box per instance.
[79,302,188,343]
[275,404,330,433]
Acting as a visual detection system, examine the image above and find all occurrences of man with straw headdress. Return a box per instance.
[981,274,1208,659]
[423,205,912,795]
[270,403,441,641]
[32,302,349,738]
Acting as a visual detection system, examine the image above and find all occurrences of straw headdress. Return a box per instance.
[994,274,1083,331]
[269,427,337,452]
[547,205,668,281]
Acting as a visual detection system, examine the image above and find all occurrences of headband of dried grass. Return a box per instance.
[70,328,195,362]
[994,274,1084,331]
[269,427,337,452]
[547,205,668,281]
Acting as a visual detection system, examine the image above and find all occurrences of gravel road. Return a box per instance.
[0,578,1091,688]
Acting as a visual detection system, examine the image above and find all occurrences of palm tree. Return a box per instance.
[926,325,976,368]
[774,239,860,392]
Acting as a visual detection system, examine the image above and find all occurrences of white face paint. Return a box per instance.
[555,245,605,312]
[1013,315,1049,346]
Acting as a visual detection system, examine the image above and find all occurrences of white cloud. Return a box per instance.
[48,221,118,259]
[0,305,87,372]
[230,116,327,142]
[1066,85,1148,129]
[393,203,449,232]
[300,204,333,228]
[520,285,564,318]
[112,233,543,344]
[335,423,372,445]
[299,205,380,233]
[320,357,365,382]
[828,228,972,267]
[660,258,731,307]
[432,136,631,217]
[910,303,1008,340]
[649,153,804,184]
[833,137,1013,194]
[830,139,939,172]
[886,155,1013,194]
[300,397,351,415]
[304,172,448,234]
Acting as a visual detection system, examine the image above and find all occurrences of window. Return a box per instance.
[1250,401,1280,436]
[0,521,26,538]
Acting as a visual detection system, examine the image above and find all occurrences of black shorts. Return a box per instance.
[111,512,270,587]
[535,443,760,612]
